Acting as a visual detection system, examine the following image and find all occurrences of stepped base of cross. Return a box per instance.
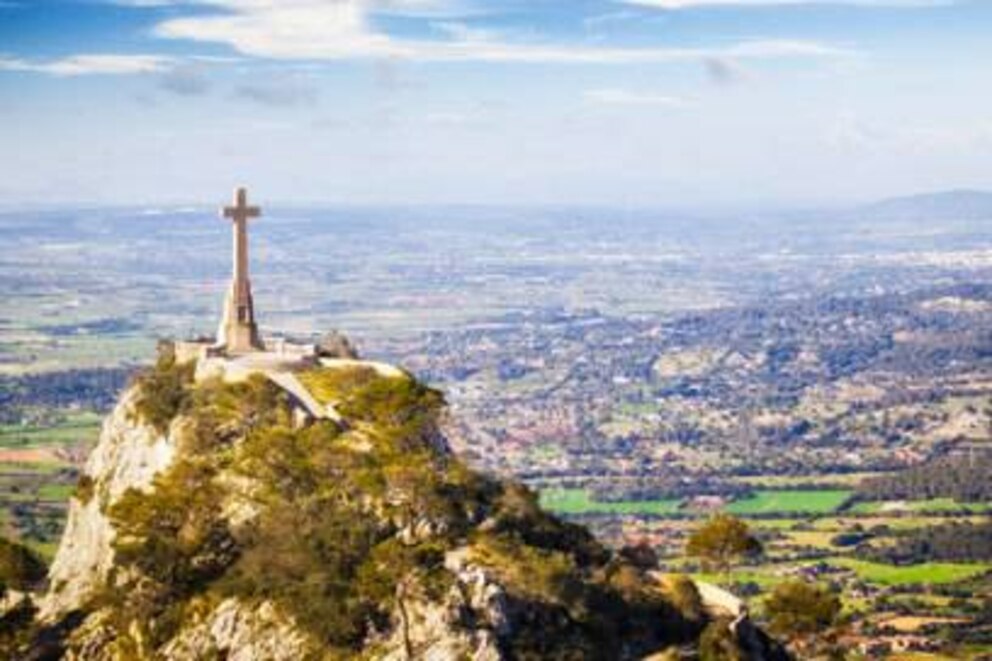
[173,336,317,366]
[167,336,398,428]
[217,279,264,354]
[171,337,322,426]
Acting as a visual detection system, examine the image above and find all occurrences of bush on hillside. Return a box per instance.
[764,580,841,638]
[698,618,745,661]
[686,514,762,576]
[131,352,195,433]
[0,537,47,595]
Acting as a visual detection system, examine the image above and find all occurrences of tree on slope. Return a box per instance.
[686,514,761,580]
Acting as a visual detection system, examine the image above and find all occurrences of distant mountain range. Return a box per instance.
[855,189,992,221]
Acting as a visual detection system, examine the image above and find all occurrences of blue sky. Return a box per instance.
[0,0,990,208]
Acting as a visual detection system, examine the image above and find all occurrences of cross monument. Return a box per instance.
[217,186,264,353]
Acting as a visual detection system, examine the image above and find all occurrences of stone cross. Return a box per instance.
[223,187,261,286]
[217,187,264,353]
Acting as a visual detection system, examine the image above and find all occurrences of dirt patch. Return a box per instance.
[0,447,62,464]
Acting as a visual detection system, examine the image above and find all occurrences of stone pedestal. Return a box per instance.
[217,280,262,353]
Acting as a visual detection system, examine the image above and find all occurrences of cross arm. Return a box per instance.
[222,205,261,219]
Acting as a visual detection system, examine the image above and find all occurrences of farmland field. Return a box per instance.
[830,558,991,586]
[724,490,852,515]
[539,488,682,515]
[848,498,992,515]
[539,488,855,517]
[0,413,102,448]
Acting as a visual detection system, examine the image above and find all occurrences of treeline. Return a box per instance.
[590,476,751,502]
[856,453,992,503]
[0,368,132,423]
[858,520,992,565]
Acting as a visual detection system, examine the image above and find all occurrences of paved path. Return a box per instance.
[266,371,342,424]
[195,352,407,426]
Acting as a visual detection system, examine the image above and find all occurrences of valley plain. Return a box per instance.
[1,198,990,657]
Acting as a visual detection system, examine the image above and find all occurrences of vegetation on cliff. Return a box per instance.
[24,357,777,659]
[0,537,46,596]
[0,537,46,657]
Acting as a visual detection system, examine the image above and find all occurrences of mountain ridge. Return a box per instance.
[854,189,992,221]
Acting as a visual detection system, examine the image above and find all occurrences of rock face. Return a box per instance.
[43,389,177,619]
[19,355,788,660]
[159,599,311,661]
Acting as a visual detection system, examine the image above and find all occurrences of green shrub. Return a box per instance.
[298,365,379,403]
[220,405,464,649]
[0,598,39,659]
[300,368,444,435]
[132,352,195,433]
[110,461,237,595]
[218,497,382,648]
[686,514,762,577]
[187,374,292,445]
[104,458,238,650]
[73,474,95,505]
[470,533,582,608]
[0,537,47,594]
[487,482,609,568]
[764,580,840,638]
[699,618,745,661]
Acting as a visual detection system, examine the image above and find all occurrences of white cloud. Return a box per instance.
[584,88,688,107]
[0,1,854,81]
[0,54,174,76]
[150,1,853,63]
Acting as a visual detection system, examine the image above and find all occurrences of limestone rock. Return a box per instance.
[160,599,313,661]
[43,389,177,620]
[316,331,359,360]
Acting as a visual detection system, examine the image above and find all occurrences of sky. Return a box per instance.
[0,0,990,209]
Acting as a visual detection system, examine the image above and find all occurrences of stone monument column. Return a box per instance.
[217,187,264,353]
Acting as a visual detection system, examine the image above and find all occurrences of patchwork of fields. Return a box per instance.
[0,416,99,557]
[539,482,991,658]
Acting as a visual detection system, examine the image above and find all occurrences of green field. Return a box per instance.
[724,490,852,515]
[751,518,808,530]
[829,558,991,585]
[539,488,853,517]
[848,498,992,515]
[36,483,75,501]
[691,568,781,589]
[0,412,102,448]
[539,488,682,515]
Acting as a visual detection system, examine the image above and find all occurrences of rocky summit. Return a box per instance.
[7,350,787,660]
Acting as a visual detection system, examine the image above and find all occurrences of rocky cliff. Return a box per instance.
[10,353,788,660]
